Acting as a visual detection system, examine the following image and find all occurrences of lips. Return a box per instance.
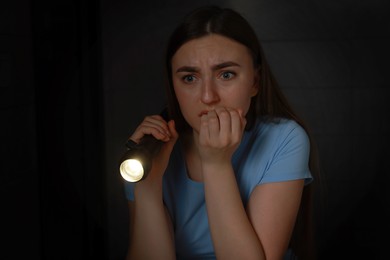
[198,110,209,117]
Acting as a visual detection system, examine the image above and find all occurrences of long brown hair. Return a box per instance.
[165,6,320,259]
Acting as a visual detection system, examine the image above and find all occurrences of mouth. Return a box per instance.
[198,110,209,117]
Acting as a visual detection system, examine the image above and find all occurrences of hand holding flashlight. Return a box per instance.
[119,111,178,182]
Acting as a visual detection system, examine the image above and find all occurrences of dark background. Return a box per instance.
[1,0,389,259]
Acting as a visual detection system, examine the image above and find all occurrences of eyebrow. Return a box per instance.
[175,61,240,73]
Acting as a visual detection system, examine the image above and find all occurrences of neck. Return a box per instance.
[182,130,203,182]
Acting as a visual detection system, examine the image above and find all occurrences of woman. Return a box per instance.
[124,6,318,260]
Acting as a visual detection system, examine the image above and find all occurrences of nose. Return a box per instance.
[200,79,220,105]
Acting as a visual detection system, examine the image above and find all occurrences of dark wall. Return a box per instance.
[1,0,40,259]
[2,0,107,259]
[32,0,108,259]
[102,0,390,259]
[1,0,389,259]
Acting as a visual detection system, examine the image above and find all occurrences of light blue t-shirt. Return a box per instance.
[124,118,313,259]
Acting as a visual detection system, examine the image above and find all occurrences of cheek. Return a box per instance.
[173,86,198,125]
[177,100,201,132]
[239,97,253,116]
[173,86,189,111]
[233,85,257,115]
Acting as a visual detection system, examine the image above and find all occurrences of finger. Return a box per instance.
[156,120,179,168]
[216,107,231,144]
[207,110,220,141]
[130,116,170,143]
[237,109,247,130]
[164,120,179,150]
[144,115,171,136]
[130,126,169,144]
[228,108,242,141]
[199,113,210,145]
[139,121,171,138]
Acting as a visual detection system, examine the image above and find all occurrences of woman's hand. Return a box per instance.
[130,115,178,180]
[196,107,246,165]
[130,115,173,144]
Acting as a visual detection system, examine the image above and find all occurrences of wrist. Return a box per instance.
[201,160,233,178]
[134,176,164,201]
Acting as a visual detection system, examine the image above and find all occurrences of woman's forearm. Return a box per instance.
[127,119,178,259]
[128,178,175,260]
[202,162,265,260]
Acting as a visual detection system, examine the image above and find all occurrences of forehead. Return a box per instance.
[172,34,252,66]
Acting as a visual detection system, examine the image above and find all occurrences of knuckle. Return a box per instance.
[219,110,230,118]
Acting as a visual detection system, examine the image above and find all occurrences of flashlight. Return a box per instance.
[119,108,168,182]
[119,135,163,182]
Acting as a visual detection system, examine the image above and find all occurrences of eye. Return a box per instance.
[220,71,236,80]
[182,74,197,83]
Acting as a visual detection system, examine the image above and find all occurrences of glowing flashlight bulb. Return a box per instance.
[120,159,144,182]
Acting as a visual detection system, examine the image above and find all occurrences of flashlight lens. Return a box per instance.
[120,159,144,182]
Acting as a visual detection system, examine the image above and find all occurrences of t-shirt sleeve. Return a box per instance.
[124,181,135,201]
[260,122,313,185]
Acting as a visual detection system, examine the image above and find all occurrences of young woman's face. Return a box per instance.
[171,34,259,133]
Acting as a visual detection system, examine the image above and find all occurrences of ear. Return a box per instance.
[251,68,260,97]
